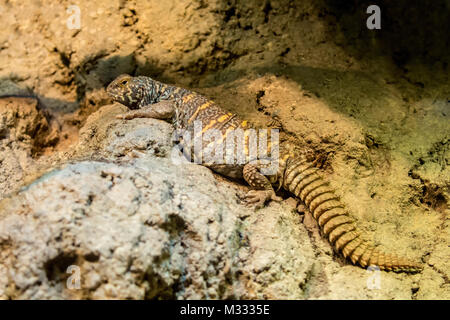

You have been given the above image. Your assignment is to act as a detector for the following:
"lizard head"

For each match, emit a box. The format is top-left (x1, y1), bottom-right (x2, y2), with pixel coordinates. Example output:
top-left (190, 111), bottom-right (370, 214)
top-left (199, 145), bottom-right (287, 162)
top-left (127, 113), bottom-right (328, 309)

top-left (107, 74), bottom-right (145, 109)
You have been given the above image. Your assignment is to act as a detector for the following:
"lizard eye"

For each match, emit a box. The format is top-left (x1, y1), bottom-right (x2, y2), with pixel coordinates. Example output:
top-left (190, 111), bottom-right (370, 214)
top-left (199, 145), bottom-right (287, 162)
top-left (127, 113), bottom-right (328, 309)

top-left (121, 80), bottom-right (128, 85)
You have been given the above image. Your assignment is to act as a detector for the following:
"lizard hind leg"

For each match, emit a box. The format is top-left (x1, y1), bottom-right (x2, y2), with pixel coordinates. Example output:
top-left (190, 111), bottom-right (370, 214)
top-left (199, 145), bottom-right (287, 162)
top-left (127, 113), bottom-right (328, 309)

top-left (242, 161), bottom-right (282, 209)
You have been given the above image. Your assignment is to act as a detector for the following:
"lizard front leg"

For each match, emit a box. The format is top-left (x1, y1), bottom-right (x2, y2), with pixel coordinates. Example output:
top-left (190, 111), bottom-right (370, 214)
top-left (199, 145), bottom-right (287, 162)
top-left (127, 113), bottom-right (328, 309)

top-left (243, 160), bottom-right (282, 209)
top-left (116, 100), bottom-right (175, 120)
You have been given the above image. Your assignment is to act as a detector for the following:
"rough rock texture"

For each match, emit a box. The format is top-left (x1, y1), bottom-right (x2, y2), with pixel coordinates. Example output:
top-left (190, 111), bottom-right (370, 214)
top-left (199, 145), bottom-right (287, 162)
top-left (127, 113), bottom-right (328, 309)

top-left (0, 0), bottom-right (448, 299)
top-left (0, 97), bottom-right (60, 199)
top-left (0, 157), bottom-right (244, 299)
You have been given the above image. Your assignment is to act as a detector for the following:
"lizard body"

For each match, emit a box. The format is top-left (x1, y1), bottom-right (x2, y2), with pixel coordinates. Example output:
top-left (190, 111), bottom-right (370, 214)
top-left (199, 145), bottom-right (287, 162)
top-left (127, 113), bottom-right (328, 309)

top-left (107, 74), bottom-right (422, 273)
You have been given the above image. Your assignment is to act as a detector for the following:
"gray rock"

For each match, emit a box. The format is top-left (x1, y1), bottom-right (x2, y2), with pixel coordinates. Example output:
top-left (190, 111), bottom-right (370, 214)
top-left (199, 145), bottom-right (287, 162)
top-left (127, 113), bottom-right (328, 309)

top-left (0, 158), bottom-right (246, 299)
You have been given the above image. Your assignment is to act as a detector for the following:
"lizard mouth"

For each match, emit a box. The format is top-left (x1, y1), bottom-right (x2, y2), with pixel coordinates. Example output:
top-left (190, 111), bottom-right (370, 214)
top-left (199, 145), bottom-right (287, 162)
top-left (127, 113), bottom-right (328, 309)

top-left (106, 84), bottom-right (117, 98)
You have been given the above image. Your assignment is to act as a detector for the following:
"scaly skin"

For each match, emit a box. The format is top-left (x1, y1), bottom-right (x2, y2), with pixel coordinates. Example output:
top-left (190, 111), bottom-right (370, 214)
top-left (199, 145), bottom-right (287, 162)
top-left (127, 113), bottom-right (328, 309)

top-left (106, 74), bottom-right (423, 273)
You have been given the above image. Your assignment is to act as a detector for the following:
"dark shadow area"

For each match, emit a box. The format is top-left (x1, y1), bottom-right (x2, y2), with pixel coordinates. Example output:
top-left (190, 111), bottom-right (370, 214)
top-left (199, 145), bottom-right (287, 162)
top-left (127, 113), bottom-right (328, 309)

top-left (322, 0), bottom-right (449, 67)
top-left (74, 53), bottom-right (173, 98)
top-left (198, 1), bottom-right (448, 102)
top-left (0, 76), bottom-right (56, 119)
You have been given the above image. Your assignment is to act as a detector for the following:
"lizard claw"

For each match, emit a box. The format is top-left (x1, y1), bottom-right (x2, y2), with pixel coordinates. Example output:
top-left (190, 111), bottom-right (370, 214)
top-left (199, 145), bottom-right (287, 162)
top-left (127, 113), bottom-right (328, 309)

top-left (243, 189), bottom-right (282, 210)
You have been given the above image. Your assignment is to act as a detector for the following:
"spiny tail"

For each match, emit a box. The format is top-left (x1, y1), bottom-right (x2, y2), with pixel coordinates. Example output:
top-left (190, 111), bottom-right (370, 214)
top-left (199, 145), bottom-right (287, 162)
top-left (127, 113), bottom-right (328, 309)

top-left (283, 157), bottom-right (422, 273)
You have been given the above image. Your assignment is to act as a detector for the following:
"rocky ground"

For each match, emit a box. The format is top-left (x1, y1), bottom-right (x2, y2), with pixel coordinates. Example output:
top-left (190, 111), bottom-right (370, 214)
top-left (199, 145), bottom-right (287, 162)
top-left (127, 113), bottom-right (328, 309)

top-left (0, 0), bottom-right (448, 299)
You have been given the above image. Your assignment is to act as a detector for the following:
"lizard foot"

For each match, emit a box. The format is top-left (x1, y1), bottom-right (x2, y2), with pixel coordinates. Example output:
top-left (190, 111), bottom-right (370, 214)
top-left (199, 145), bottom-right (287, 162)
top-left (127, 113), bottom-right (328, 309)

top-left (116, 112), bottom-right (138, 120)
top-left (116, 101), bottom-right (175, 120)
top-left (244, 189), bottom-right (282, 209)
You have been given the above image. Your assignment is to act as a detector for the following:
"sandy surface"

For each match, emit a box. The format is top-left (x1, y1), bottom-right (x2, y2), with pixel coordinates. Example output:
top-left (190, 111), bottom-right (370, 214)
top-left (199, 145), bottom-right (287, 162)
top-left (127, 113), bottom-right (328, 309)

top-left (0, 0), bottom-right (448, 299)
